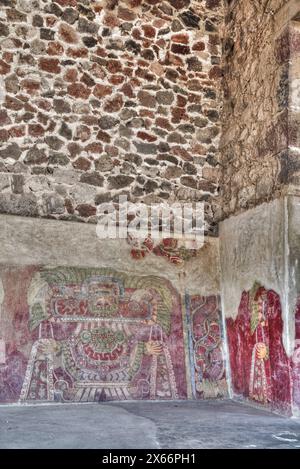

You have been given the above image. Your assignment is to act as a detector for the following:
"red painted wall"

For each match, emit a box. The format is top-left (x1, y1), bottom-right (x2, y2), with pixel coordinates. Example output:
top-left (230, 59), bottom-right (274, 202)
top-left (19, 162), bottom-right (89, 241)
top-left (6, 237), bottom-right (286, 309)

top-left (226, 284), bottom-right (292, 415)
top-left (292, 300), bottom-right (300, 413)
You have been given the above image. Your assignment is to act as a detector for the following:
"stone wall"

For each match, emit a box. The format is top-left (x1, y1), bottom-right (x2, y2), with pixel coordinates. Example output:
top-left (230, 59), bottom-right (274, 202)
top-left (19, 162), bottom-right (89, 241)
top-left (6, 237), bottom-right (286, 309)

top-left (0, 0), bottom-right (223, 235)
top-left (288, 18), bottom-right (300, 192)
top-left (220, 0), bottom-right (292, 219)
top-left (216, 0), bottom-right (300, 418)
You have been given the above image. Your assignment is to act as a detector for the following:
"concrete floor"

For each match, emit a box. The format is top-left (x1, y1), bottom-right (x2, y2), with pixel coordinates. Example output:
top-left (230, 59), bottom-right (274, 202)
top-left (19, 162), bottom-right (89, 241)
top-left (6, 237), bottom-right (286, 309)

top-left (0, 399), bottom-right (300, 449)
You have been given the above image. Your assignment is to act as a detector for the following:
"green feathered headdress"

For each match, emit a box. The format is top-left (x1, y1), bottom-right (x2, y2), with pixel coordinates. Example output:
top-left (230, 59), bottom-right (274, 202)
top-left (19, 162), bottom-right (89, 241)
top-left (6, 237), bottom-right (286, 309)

top-left (249, 281), bottom-right (267, 334)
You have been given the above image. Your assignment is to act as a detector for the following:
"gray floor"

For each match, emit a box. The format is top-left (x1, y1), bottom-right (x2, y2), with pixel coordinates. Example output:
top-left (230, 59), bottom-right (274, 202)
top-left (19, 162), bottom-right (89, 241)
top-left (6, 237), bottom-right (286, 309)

top-left (0, 399), bottom-right (300, 449)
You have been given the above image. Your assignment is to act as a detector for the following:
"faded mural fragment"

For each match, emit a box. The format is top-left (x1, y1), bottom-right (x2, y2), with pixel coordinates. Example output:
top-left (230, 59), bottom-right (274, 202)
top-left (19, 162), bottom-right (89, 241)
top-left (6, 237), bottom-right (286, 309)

top-left (292, 300), bottom-right (300, 414)
top-left (0, 278), bottom-right (5, 365)
top-left (0, 264), bottom-right (226, 404)
top-left (0, 267), bottom-right (35, 403)
top-left (128, 236), bottom-right (202, 265)
top-left (226, 283), bottom-right (292, 415)
top-left (186, 294), bottom-right (227, 399)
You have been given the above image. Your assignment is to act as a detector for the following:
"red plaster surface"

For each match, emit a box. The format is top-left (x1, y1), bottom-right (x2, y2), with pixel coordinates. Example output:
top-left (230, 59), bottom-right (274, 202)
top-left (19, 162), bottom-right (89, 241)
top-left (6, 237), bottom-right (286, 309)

top-left (292, 299), bottom-right (300, 412)
top-left (226, 285), bottom-right (292, 415)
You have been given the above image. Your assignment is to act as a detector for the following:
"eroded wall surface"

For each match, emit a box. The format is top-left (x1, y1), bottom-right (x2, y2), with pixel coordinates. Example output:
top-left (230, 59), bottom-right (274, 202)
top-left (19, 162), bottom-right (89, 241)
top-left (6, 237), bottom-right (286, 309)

top-left (288, 16), bottom-right (300, 192)
top-left (0, 0), bottom-right (223, 235)
top-left (220, 0), bottom-right (296, 220)
top-left (0, 214), bottom-right (227, 403)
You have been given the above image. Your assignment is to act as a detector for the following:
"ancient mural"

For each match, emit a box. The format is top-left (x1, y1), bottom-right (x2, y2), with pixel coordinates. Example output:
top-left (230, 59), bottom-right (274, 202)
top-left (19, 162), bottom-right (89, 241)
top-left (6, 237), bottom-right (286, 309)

top-left (0, 263), bottom-right (228, 404)
top-left (128, 236), bottom-right (202, 265)
top-left (226, 283), bottom-right (292, 415)
top-left (0, 266), bottom-right (187, 402)
top-left (186, 294), bottom-right (227, 399)
top-left (292, 299), bottom-right (300, 414)
top-left (0, 277), bottom-right (5, 365)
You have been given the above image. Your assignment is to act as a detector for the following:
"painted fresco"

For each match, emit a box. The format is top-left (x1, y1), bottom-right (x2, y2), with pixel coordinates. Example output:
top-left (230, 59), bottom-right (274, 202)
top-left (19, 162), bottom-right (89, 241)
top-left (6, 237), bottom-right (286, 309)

top-left (186, 294), bottom-right (227, 399)
top-left (0, 266), bottom-right (188, 403)
top-left (128, 236), bottom-right (201, 265)
top-left (0, 264), bottom-right (229, 404)
top-left (226, 283), bottom-right (292, 415)
top-left (292, 299), bottom-right (300, 413)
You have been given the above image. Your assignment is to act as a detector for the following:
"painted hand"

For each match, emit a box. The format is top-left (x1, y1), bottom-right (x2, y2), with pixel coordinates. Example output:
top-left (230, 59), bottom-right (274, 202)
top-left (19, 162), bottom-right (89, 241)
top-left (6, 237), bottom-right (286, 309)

top-left (39, 339), bottom-right (60, 355)
top-left (146, 341), bottom-right (163, 356)
top-left (256, 343), bottom-right (268, 360)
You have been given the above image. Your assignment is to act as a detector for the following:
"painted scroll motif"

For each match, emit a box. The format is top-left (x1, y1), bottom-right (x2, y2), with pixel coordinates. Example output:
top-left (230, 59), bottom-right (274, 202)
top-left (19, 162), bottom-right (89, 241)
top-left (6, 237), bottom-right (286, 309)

top-left (186, 294), bottom-right (227, 399)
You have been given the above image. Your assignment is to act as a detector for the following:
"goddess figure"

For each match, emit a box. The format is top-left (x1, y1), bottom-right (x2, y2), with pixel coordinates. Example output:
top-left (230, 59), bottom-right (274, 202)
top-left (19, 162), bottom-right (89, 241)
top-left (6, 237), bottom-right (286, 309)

top-left (19, 268), bottom-right (179, 402)
top-left (249, 284), bottom-right (272, 404)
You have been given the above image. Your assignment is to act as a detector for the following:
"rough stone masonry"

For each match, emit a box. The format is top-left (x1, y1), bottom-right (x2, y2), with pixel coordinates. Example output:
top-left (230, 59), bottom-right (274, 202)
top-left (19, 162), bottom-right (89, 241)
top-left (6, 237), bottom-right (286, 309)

top-left (220, 0), bottom-right (300, 220)
top-left (0, 0), bottom-right (223, 235)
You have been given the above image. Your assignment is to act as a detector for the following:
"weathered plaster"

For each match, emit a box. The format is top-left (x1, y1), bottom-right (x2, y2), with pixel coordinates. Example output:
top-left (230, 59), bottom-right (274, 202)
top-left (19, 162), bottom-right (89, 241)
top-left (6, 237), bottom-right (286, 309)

top-left (220, 196), bottom-right (300, 415)
top-left (220, 198), bottom-right (292, 354)
top-left (0, 214), bottom-right (220, 297)
top-left (220, 195), bottom-right (300, 359)
top-left (220, 199), bottom-right (285, 314)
